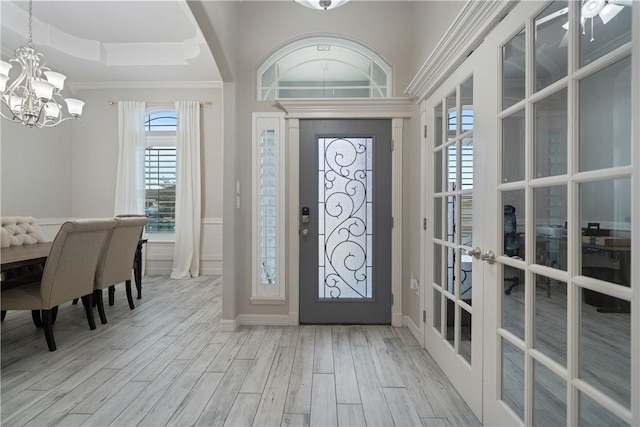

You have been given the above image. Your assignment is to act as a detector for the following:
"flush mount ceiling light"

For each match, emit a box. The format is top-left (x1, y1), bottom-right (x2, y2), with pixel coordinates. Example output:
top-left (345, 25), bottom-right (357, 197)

top-left (294, 0), bottom-right (350, 11)
top-left (0, 0), bottom-right (84, 128)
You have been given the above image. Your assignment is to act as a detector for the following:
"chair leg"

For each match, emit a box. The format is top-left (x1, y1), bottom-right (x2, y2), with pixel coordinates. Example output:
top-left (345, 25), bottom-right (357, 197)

top-left (42, 309), bottom-right (57, 351)
top-left (81, 294), bottom-right (97, 330)
top-left (108, 285), bottom-right (115, 306)
top-left (94, 289), bottom-right (108, 324)
top-left (125, 280), bottom-right (135, 310)
top-left (31, 310), bottom-right (43, 327)
top-left (1, 310), bottom-right (6, 322)
top-left (135, 245), bottom-right (143, 299)
top-left (51, 306), bottom-right (59, 325)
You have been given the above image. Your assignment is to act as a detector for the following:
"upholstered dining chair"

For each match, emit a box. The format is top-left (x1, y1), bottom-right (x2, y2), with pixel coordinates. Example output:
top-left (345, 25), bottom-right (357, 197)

top-left (0, 219), bottom-right (117, 351)
top-left (93, 216), bottom-right (148, 324)
top-left (114, 214), bottom-right (148, 302)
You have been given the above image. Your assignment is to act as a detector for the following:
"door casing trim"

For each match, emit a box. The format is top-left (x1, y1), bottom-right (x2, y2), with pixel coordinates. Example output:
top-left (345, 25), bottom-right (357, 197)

top-left (277, 98), bottom-right (412, 326)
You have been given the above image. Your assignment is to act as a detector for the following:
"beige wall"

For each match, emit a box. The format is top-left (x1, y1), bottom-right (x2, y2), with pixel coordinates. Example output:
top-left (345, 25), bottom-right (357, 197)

top-left (1, 120), bottom-right (73, 218)
top-left (1, 0), bottom-right (466, 326)
top-left (70, 87), bottom-right (223, 220)
top-left (409, 1), bottom-right (466, 83)
top-left (202, 0), bottom-right (466, 324)
top-left (192, 0), bottom-right (240, 321)
top-left (232, 1), bottom-right (415, 320)
top-left (0, 85), bottom-right (225, 275)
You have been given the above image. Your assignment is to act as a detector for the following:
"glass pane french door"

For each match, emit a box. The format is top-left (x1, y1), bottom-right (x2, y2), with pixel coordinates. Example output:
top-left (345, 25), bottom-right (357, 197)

top-left (484, 1), bottom-right (637, 425)
top-left (425, 71), bottom-right (483, 416)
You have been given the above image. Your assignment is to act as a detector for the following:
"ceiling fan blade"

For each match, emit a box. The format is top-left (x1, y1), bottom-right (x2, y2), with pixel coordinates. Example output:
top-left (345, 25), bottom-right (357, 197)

top-left (600, 3), bottom-right (624, 24)
top-left (608, 0), bottom-right (632, 6)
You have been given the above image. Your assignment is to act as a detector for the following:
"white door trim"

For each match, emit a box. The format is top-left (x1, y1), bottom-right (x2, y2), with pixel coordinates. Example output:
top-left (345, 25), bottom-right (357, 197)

top-left (277, 98), bottom-right (412, 326)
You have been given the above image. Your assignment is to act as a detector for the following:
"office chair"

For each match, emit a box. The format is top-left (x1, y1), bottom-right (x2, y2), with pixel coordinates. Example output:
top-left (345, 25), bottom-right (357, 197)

top-left (504, 205), bottom-right (522, 295)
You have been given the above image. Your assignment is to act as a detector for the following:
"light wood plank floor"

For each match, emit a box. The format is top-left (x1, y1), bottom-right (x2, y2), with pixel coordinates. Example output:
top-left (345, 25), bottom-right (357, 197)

top-left (1, 276), bottom-right (480, 427)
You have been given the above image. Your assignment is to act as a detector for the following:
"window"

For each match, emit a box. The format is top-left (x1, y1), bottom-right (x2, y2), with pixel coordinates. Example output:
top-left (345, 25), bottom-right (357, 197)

top-left (257, 36), bottom-right (392, 100)
top-left (251, 113), bottom-right (286, 303)
top-left (144, 108), bottom-right (177, 233)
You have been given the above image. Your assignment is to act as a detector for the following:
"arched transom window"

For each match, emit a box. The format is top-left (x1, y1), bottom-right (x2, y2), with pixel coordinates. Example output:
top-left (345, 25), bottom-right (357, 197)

top-left (257, 36), bottom-right (392, 100)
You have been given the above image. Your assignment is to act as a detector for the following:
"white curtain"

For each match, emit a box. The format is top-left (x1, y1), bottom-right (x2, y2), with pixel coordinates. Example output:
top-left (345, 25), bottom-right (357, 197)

top-left (114, 101), bottom-right (146, 215)
top-left (171, 101), bottom-right (201, 279)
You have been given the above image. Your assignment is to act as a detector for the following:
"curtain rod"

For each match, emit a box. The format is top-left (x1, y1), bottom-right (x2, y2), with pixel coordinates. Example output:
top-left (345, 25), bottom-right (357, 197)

top-left (108, 100), bottom-right (211, 106)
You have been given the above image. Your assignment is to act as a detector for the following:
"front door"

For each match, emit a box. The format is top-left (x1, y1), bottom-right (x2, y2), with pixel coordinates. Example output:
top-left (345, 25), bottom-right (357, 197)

top-left (299, 119), bottom-right (392, 324)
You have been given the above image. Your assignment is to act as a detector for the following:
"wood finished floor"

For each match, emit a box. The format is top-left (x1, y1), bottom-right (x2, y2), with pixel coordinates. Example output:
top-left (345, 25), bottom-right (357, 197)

top-left (1, 275), bottom-right (480, 427)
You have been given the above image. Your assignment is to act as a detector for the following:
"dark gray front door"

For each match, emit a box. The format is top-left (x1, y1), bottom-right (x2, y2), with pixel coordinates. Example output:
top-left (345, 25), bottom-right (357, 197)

top-left (299, 119), bottom-right (392, 324)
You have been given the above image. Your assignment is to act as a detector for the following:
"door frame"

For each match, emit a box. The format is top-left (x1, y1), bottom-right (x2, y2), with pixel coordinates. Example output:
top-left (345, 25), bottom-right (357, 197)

top-left (276, 98), bottom-right (412, 327)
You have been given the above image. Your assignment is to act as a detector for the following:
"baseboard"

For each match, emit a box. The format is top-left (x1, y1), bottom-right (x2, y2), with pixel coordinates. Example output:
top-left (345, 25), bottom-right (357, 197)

top-left (146, 264), bottom-right (221, 276)
top-left (392, 312), bottom-right (403, 327)
top-left (404, 315), bottom-right (424, 347)
top-left (200, 267), bottom-right (223, 275)
top-left (221, 317), bottom-right (239, 332)
top-left (289, 312), bottom-right (299, 326)
top-left (221, 314), bottom-right (293, 331)
top-left (238, 314), bottom-right (290, 326)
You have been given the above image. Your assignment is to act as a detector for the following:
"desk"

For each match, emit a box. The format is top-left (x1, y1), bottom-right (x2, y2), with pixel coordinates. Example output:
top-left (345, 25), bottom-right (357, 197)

top-left (581, 243), bottom-right (631, 313)
top-left (1, 242), bottom-right (52, 272)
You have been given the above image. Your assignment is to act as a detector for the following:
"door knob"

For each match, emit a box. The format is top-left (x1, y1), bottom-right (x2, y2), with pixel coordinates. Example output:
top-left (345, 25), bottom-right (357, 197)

top-left (460, 247), bottom-right (482, 259)
top-left (481, 250), bottom-right (496, 264)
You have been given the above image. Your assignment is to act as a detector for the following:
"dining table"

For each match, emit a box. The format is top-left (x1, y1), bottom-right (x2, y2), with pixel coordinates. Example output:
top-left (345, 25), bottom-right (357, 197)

top-left (1, 239), bottom-right (147, 293)
top-left (1, 242), bottom-right (52, 273)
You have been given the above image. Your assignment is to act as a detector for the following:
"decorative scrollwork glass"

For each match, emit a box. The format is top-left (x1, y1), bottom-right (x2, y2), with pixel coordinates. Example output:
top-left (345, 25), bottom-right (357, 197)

top-left (318, 137), bottom-right (373, 299)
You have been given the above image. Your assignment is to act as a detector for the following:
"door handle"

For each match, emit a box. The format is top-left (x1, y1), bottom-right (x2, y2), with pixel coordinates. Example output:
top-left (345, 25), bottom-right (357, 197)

top-left (466, 247), bottom-right (482, 259)
top-left (481, 250), bottom-right (496, 264)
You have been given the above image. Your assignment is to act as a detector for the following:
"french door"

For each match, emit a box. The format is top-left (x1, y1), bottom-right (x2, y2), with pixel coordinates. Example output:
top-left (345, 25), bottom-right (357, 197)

top-left (424, 1), bottom-right (638, 424)
top-left (482, 1), bottom-right (638, 426)
top-left (424, 59), bottom-right (486, 416)
top-left (299, 119), bottom-right (392, 324)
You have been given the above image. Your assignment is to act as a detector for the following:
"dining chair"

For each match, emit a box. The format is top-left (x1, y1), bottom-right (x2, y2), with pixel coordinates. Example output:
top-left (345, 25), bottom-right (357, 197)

top-left (114, 214), bottom-right (147, 303)
top-left (93, 216), bottom-right (148, 324)
top-left (0, 219), bottom-right (117, 351)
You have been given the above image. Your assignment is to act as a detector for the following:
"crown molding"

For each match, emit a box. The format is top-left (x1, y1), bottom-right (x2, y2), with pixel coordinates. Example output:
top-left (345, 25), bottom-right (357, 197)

top-left (405, 0), bottom-right (517, 102)
top-left (275, 98), bottom-right (414, 119)
top-left (71, 81), bottom-right (223, 91)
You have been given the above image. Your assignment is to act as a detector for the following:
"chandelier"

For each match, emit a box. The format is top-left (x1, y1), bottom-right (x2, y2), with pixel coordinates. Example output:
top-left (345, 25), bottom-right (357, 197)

top-left (0, 0), bottom-right (84, 128)
top-left (294, 0), bottom-right (350, 11)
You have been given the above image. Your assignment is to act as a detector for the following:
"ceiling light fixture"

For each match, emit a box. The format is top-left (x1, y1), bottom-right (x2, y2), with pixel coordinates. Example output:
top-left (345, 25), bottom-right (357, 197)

top-left (294, 0), bottom-right (350, 11)
top-left (0, 0), bottom-right (84, 128)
